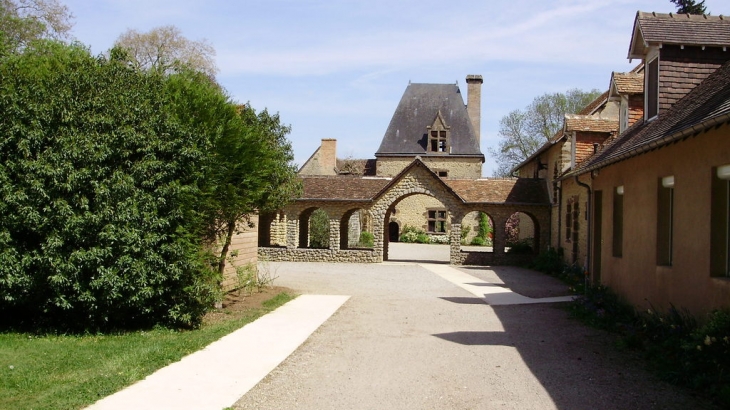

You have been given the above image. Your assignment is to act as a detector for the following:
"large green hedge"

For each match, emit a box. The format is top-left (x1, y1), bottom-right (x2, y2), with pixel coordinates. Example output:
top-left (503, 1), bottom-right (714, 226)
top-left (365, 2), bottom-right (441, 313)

top-left (0, 42), bottom-right (229, 330)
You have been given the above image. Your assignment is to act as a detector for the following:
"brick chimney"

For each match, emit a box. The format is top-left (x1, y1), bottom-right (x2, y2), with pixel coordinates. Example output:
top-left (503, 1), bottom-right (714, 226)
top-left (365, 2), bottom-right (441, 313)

top-left (466, 74), bottom-right (483, 147)
top-left (319, 139), bottom-right (337, 174)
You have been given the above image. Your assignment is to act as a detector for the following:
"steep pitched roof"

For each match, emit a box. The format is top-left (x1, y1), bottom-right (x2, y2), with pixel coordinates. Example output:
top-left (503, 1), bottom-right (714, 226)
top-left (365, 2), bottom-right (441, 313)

top-left (445, 179), bottom-right (550, 204)
top-left (573, 59), bottom-right (730, 175)
top-left (376, 83), bottom-right (483, 158)
top-left (629, 11), bottom-right (730, 59)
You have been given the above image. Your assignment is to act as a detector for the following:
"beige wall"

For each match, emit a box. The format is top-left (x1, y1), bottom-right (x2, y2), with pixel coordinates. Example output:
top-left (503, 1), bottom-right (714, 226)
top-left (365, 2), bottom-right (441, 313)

top-left (299, 139), bottom-right (337, 175)
top-left (592, 124), bottom-right (730, 315)
top-left (391, 194), bottom-right (448, 236)
top-left (220, 214), bottom-right (259, 291)
top-left (376, 156), bottom-right (483, 178)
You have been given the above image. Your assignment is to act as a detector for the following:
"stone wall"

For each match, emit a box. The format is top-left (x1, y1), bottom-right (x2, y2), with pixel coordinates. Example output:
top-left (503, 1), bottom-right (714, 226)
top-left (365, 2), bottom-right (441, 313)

top-left (391, 194), bottom-right (449, 236)
top-left (376, 156), bottom-right (483, 178)
top-left (259, 164), bottom-right (550, 265)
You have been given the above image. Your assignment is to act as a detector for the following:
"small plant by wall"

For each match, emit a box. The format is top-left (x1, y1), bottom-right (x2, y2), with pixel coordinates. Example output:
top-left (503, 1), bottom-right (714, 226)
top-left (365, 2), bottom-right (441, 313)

top-left (309, 209), bottom-right (330, 248)
top-left (358, 231), bottom-right (374, 248)
top-left (570, 284), bottom-right (730, 407)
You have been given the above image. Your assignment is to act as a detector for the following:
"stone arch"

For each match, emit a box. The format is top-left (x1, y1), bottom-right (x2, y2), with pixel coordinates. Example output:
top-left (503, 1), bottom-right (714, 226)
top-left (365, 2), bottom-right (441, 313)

top-left (504, 210), bottom-right (540, 255)
top-left (460, 210), bottom-right (495, 252)
top-left (298, 206), bottom-right (330, 249)
top-left (340, 208), bottom-right (372, 249)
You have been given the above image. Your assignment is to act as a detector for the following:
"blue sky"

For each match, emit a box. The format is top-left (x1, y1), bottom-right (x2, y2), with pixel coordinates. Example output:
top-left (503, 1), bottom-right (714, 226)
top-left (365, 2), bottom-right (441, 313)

top-left (63, 0), bottom-right (723, 176)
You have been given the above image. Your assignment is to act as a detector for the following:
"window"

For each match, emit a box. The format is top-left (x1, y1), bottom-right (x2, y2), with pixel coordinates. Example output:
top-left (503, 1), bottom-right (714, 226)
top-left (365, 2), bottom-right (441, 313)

top-left (437, 170), bottom-right (448, 178)
top-left (430, 130), bottom-right (447, 152)
top-left (646, 57), bottom-right (659, 119)
top-left (657, 176), bottom-right (674, 266)
top-left (613, 186), bottom-right (624, 257)
top-left (711, 165), bottom-right (730, 277)
top-left (428, 210), bottom-right (447, 233)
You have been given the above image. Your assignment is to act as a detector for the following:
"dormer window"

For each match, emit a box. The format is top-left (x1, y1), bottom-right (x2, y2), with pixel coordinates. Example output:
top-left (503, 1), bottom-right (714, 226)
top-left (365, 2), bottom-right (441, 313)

top-left (427, 110), bottom-right (450, 153)
top-left (430, 131), bottom-right (447, 152)
top-left (646, 56), bottom-right (659, 119)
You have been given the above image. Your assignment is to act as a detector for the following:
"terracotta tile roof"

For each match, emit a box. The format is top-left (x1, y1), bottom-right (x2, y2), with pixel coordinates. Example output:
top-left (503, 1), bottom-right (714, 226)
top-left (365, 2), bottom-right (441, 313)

top-left (444, 178), bottom-right (550, 205)
top-left (612, 72), bottom-right (644, 95)
top-left (564, 115), bottom-right (619, 133)
top-left (629, 11), bottom-right (730, 59)
top-left (573, 59), bottom-right (730, 175)
top-left (299, 175), bottom-right (390, 201)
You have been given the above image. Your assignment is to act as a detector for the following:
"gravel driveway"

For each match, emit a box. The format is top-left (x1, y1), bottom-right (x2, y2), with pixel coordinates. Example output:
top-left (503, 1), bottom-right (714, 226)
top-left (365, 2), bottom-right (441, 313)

top-left (234, 251), bottom-right (716, 409)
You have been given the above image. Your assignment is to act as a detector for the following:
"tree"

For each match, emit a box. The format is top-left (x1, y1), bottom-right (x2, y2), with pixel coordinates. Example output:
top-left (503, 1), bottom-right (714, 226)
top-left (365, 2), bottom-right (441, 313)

top-left (114, 25), bottom-right (217, 78)
top-left (0, 41), bottom-right (227, 330)
top-left (489, 88), bottom-right (602, 176)
top-left (205, 104), bottom-right (300, 275)
top-left (0, 0), bottom-right (73, 51)
top-left (670, 0), bottom-right (707, 14)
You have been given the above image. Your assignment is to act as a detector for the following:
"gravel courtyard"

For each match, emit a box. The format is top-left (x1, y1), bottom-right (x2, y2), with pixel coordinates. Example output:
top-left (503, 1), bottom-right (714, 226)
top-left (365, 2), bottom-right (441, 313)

top-left (234, 246), bottom-right (716, 409)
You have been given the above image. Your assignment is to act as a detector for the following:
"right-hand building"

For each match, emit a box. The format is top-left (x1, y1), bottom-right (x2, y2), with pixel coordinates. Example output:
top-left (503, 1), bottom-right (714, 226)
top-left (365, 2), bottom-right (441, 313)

top-left (570, 11), bottom-right (730, 315)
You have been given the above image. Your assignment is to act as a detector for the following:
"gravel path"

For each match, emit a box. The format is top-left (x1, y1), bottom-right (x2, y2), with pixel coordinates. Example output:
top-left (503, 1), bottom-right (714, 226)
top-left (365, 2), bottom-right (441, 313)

top-left (234, 257), bottom-right (716, 409)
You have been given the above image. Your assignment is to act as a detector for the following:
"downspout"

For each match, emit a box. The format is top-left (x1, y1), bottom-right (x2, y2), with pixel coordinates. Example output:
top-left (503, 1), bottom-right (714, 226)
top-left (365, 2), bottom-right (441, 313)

top-left (556, 181), bottom-right (562, 251)
top-left (575, 174), bottom-right (592, 287)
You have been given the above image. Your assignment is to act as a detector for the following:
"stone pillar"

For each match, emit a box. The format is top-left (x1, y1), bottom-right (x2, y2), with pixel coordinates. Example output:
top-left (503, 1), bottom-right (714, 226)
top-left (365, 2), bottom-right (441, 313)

top-left (286, 212), bottom-right (298, 249)
top-left (450, 222), bottom-right (462, 265)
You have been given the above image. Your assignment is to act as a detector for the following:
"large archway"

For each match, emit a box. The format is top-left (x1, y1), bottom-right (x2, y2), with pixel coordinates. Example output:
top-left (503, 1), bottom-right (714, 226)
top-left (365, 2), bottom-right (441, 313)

top-left (382, 193), bottom-right (451, 263)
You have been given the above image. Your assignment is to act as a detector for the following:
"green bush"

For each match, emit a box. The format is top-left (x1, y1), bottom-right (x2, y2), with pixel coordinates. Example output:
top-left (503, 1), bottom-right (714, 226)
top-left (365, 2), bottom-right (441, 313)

top-left (308, 209), bottom-right (329, 248)
top-left (399, 225), bottom-right (423, 243)
top-left (358, 231), bottom-right (374, 248)
top-left (470, 237), bottom-right (486, 246)
top-left (415, 233), bottom-right (430, 244)
top-left (0, 42), bottom-right (229, 331)
top-left (530, 247), bottom-right (565, 275)
top-left (506, 238), bottom-right (534, 254)
top-left (571, 283), bottom-right (730, 406)
top-left (460, 225), bottom-right (471, 245)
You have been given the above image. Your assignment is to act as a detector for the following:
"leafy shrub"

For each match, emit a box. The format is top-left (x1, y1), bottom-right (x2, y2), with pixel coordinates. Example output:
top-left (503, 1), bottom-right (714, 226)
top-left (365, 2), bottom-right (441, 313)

top-left (530, 247), bottom-right (565, 275)
top-left (571, 282), bottom-right (730, 406)
top-left (506, 238), bottom-right (534, 254)
top-left (477, 212), bottom-right (492, 240)
top-left (415, 233), bottom-right (431, 244)
top-left (358, 231), bottom-right (374, 248)
top-left (308, 209), bottom-right (329, 248)
top-left (460, 225), bottom-right (471, 245)
top-left (399, 225), bottom-right (423, 243)
top-left (470, 237), bottom-right (486, 246)
top-left (0, 42), bottom-right (228, 331)
top-left (429, 234), bottom-right (449, 244)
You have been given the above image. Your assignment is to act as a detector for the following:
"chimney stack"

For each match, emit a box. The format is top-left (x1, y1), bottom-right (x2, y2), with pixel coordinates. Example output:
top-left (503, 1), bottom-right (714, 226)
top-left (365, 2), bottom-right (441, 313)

top-left (465, 74), bottom-right (483, 147)
top-left (320, 139), bottom-right (337, 174)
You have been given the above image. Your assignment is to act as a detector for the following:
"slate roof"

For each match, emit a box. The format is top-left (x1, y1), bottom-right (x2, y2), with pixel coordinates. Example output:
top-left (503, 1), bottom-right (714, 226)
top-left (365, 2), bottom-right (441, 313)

top-left (573, 59), bottom-right (730, 175)
top-left (629, 11), bottom-right (730, 59)
top-left (375, 83), bottom-right (483, 158)
top-left (445, 179), bottom-right (550, 204)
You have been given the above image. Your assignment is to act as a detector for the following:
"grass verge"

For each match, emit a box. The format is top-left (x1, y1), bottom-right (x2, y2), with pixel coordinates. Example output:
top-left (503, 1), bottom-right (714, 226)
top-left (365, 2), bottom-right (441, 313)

top-left (0, 291), bottom-right (296, 410)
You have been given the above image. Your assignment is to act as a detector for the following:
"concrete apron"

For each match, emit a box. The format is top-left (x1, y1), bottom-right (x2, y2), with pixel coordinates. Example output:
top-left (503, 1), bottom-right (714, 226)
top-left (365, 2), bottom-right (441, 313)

top-left (420, 263), bottom-right (575, 305)
top-left (86, 294), bottom-right (350, 410)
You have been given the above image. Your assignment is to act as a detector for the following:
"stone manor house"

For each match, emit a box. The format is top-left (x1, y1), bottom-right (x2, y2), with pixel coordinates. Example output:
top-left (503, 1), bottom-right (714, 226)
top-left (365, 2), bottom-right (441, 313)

top-left (257, 75), bottom-right (550, 266)
top-left (249, 11), bottom-right (730, 316)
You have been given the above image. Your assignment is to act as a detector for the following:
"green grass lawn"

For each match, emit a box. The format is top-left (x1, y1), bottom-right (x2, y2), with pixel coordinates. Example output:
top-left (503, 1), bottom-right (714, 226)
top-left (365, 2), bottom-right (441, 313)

top-left (0, 291), bottom-right (296, 410)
